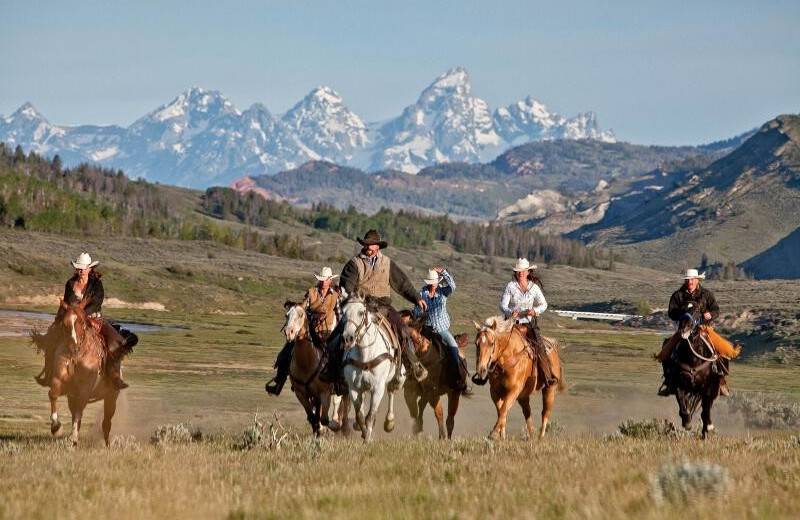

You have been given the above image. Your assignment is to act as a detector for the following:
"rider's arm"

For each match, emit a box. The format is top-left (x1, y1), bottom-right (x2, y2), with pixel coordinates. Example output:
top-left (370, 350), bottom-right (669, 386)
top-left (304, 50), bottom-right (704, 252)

top-left (339, 259), bottom-right (359, 296)
top-left (439, 269), bottom-right (455, 297)
top-left (531, 284), bottom-right (547, 315)
top-left (704, 289), bottom-right (720, 321)
top-left (499, 283), bottom-right (515, 318)
top-left (389, 262), bottom-right (419, 306)
top-left (667, 290), bottom-right (684, 322)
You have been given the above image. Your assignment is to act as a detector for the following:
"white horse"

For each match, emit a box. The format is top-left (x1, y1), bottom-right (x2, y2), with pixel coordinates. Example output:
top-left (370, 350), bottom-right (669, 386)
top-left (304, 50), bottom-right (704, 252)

top-left (341, 294), bottom-right (405, 442)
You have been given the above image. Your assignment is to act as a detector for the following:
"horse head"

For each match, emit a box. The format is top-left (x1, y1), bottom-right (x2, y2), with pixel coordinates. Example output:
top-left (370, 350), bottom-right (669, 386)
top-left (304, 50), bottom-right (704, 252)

top-left (282, 301), bottom-right (307, 342)
top-left (55, 298), bottom-right (89, 352)
top-left (341, 295), bottom-right (372, 349)
top-left (678, 303), bottom-right (704, 340)
top-left (473, 319), bottom-right (499, 383)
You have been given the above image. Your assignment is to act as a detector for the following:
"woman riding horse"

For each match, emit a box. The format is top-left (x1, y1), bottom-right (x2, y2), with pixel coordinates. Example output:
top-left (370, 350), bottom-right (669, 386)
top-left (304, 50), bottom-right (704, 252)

top-left (35, 252), bottom-right (137, 390)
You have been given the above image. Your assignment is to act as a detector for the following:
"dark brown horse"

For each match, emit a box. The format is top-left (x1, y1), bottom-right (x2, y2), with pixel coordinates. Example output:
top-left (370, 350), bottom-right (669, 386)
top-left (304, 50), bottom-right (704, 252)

top-left (666, 306), bottom-right (724, 437)
top-left (401, 315), bottom-right (467, 439)
top-left (282, 301), bottom-right (349, 436)
top-left (32, 300), bottom-right (128, 446)
top-left (473, 316), bottom-right (564, 440)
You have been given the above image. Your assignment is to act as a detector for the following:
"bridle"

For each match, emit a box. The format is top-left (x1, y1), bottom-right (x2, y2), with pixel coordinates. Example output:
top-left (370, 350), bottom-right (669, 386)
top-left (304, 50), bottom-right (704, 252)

top-left (476, 326), bottom-right (499, 373)
top-left (680, 311), bottom-right (719, 363)
top-left (342, 299), bottom-right (393, 369)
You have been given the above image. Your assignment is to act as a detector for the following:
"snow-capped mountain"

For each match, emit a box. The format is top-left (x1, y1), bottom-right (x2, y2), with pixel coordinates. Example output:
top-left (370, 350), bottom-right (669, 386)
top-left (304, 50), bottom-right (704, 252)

top-left (1, 68), bottom-right (615, 188)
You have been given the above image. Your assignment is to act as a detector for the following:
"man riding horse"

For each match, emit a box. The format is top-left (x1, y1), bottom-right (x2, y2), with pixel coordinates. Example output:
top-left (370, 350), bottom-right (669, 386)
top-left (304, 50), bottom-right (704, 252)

top-left (656, 268), bottom-right (739, 397)
top-left (320, 229), bottom-right (429, 386)
top-left (265, 266), bottom-right (344, 395)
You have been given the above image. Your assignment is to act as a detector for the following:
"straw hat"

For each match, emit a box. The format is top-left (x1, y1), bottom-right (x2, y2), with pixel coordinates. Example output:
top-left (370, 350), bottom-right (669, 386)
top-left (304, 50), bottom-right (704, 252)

top-left (512, 258), bottom-right (537, 272)
top-left (357, 229), bottom-right (388, 249)
top-left (314, 266), bottom-right (340, 281)
top-left (423, 269), bottom-right (442, 285)
top-left (682, 268), bottom-right (706, 280)
top-left (71, 252), bottom-right (99, 270)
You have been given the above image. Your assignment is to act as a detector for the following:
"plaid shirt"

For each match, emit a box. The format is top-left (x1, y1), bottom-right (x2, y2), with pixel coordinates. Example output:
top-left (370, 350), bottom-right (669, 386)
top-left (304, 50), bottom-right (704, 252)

top-left (499, 280), bottom-right (547, 324)
top-left (413, 270), bottom-right (455, 332)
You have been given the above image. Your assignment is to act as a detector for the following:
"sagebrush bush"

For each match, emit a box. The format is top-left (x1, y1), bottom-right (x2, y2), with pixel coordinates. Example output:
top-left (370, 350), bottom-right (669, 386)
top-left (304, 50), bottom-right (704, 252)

top-left (727, 392), bottom-right (800, 429)
top-left (650, 459), bottom-right (731, 505)
top-left (617, 418), bottom-right (679, 439)
top-left (151, 423), bottom-right (201, 446)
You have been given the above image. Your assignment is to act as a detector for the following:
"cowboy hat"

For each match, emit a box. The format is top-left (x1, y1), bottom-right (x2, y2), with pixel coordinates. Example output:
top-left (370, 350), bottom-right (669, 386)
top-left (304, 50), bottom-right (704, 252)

top-left (357, 229), bottom-right (387, 249)
top-left (423, 269), bottom-right (442, 285)
top-left (71, 252), bottom-right (99, 270)
top-left (682, 268), bottom-right (706, 280)
top-left (314, 266), bottom-right (340, 281)
top-left (512, 258), bottom-right (537, 272)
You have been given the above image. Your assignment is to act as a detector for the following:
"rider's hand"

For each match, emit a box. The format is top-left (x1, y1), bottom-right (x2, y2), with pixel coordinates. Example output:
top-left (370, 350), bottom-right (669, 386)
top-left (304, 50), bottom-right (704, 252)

top-left (434, 266), bottom-right (443, 273)
top-left (703, 311), bottom-right (712, 321)
top-left (528, 310), bottom-right (537, 318)
top-left (511, 310), bottom-right (519, 318)
top-left (418, 299), bottom-right (428, 311)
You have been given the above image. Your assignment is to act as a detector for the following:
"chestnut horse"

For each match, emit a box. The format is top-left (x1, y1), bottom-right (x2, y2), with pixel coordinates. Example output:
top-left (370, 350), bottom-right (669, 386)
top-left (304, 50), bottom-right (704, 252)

top-left (282, 301), bottom-right (349, 436)
top-left (473, 317), bottom-right (564, 439)
top-left (31, 300), bottom-right (128, 446)
top-left (402, 315), bottom-right (468, 439)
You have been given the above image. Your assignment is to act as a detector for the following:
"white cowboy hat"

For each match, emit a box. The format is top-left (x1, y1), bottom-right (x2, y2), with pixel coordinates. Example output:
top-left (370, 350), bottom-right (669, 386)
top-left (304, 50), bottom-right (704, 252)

top-left (314, 266), bottom-right (339, 281)
top-left (71, 252), bottom-right (99, 270)
top-left (682, 268), bottom-right (706, 280)
top-left (512, 258), bottom-right (537, 272)
top-left (423, 269), bottom-right (442, 285)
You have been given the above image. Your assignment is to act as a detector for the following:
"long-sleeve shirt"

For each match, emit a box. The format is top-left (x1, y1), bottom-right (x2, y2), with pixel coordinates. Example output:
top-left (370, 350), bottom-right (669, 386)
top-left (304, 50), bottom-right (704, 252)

top-left (667, 284), bottom-right (719, 322)
top-left (499, 280), bottom-right (547, 324)
top-left (413, 269), bottom-right (455, 332)
top-left (63, 274), bottom-right (104, 317)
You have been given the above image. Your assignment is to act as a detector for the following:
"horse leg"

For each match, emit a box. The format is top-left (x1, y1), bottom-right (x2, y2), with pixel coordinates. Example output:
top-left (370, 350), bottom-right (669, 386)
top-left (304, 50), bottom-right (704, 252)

top-left (339, 393), bottom-right (352, 435)
top-left (675, 390), bottom-right (692, 430)
top-left (403, 385), bottom-right (420, 426)
top-left (432, 396), bottom-right (446, 440)
top-left (102, 394), bottom-right (118, 447)
top-left (319, 389), bottom-right (332, 431)
top-left (414, 395), bottom-right (426, 435)
top-left (540, 385), bottom-right (557, 439)
top-left (350, 389), bottom-right (367, 439)
top-left (491, 390), bottom-right (522, 441)
top-left (701, 394), bottom-right (716, 438)
top-left (383, 385), bottom-right (396, 433)
top-left (327, 393), bottom-right (341, 431)
top-left (48, 382), bottom-right (62, 436)
top-left (446, 391), bottom-right (460, 440)
top-left (67, 395), bottom-right (86, 446)
top-left (518, 396), bottom-right (534, 440)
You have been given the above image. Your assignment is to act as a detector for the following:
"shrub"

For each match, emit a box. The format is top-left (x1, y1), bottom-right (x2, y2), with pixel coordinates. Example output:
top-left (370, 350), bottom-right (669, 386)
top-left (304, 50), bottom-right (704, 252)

top-left (727, 392), bottom-right (800, 429)
top-left (650, 459), bottom-right (731, 505)
top-left (617, 418), bottom-right (679, 439)
top-left (151, 423), bottom-right (201, 446)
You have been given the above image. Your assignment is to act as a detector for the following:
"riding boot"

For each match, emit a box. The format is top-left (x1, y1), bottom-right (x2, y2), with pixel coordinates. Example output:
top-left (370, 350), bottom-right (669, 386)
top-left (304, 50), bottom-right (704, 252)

top-left (265, 341), bottom-right (294, 395)
top-left (530, 325), bottom-right (557, 386)
top-left (718, 377), bottom-right (731, 396)
top-left (107, 356), bottom-right (128, 390)
top-left (34, 345), bottom-right (54, 387)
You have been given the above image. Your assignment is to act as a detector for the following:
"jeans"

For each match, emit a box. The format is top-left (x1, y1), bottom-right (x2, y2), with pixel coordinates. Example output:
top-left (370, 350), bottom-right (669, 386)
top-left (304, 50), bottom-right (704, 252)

top-left (436, 329), bottom-right (460, 365)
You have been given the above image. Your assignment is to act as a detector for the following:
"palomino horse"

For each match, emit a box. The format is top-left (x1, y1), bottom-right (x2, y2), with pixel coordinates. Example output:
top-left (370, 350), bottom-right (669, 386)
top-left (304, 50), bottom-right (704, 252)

top-left (402, 314), bottom-right (467, 439)
top-left (666, 305), bottom-right (724, 438)
top-left (473, 317), bottom-right (564, 440)
top-left (340, 293), bottom-right (404, 442)
top-left (31, 300), bottom-right (129, 446)
top-left (282, 301), bottom-right (349, 436)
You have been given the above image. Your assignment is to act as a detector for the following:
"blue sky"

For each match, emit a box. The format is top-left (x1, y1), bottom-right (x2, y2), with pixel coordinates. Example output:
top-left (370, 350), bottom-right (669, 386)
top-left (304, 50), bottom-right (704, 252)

top-left (2, 0), bottom-right (798, 145)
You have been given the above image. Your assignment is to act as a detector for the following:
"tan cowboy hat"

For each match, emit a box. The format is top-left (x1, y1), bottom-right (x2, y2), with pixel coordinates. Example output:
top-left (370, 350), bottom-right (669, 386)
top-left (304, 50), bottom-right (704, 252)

top-left (314, 266), bottom-right (340, 281)
top-left (682, 268), bottom-right (706, 280)
top-left (357, 229), bottom-right (387, 249)
top-left (423, 269), bottom-right (442, 285)
top-left (512, 258), bottom-right (537, 272)
top-left (71, 252), bottom-right (99, 269)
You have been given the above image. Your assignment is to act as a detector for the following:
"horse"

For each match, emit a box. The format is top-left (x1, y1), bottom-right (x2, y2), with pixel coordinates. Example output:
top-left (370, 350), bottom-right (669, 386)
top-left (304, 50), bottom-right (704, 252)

top-left (665, 305), bottom-right (724, 437)
top-left (401, 314), bottom-right (467, 439)
top-left (473, 317), bottom-right (564, 440)
top-left (31, 299), bottom-right (130, 446)
top-left (340, 293), bottom-right (404, 442)
top-left (282, 301), bottom-right (350, 436)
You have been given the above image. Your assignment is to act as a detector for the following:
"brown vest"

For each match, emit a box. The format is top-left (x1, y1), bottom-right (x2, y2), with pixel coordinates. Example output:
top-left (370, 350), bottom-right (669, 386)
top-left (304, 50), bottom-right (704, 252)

top-left (354, 253), bottom-right (391, 299)
top-left (305, 285), bottom-right (339, 335)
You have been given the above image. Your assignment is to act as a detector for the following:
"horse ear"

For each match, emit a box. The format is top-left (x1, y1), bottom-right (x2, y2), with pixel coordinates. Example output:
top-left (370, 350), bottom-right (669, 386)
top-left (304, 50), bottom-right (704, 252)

top-left (473, 321), bottom-right (482, 331)
top-left (284, 300), bottom-right (294, 310)
top-left (489, 321), bottom-right (497, 331)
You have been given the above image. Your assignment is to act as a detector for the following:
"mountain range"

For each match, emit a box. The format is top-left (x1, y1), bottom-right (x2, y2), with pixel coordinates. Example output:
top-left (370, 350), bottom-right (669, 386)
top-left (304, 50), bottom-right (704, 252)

top-left (0, 68), bottom-right (614, 188)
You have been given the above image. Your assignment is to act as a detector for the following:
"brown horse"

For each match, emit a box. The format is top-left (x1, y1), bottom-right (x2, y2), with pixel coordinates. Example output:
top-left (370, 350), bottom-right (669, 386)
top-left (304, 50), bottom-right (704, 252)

top-left (473, 317), bottom-right (564, 440)
top-left (32, 300), bottom-right (128, 446)
top-left (282, 301), bottom-right (349, 436)
top-left (401, 315), bottom-right (467, 439)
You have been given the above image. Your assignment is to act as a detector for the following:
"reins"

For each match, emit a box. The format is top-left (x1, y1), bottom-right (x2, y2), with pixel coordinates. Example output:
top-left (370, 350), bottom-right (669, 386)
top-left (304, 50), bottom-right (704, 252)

top-left (341, 299), bottom-right (396, 370)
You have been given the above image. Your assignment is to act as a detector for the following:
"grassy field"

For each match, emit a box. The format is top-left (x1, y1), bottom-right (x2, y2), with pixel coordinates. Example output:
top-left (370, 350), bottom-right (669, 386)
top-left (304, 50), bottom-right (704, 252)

top-left (1, 229), bottom-right (799, 519)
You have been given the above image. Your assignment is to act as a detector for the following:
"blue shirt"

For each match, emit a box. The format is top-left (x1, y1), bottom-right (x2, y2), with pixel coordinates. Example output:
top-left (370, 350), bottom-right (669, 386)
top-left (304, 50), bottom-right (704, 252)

top-left (413, 270), bottom-right (455, 332)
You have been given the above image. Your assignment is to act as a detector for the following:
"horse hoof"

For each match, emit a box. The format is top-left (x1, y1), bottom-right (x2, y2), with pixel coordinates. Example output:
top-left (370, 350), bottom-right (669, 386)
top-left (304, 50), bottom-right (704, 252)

top-left (51, 422), bottom-right (62, 435)
top-left (384, 419), bottom-right (395, 433)
top-left (328, 420), bottom-right (341, 432)
top-left (412, 421), bottom-right (423, 435)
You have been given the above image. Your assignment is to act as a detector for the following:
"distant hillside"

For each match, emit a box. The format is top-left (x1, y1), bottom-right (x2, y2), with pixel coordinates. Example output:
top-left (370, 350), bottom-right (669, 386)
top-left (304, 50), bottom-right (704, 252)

top-left (565, 114), bottom-right (800, 276)
top-left (248, 140), bottom-right (726, 219)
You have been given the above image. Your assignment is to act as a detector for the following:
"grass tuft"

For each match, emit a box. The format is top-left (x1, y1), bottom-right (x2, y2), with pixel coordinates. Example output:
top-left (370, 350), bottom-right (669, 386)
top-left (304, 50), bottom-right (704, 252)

top-left (650, 459), bottom-right (731, 505)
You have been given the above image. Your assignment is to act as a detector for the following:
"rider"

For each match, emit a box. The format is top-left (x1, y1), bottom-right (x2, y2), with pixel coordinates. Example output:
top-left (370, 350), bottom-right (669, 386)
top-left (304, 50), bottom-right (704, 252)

top-left (265, 266), bottom-right (343, 396)
top-left (656, 268), bottom-right (735, 396)
top-left (412, 266), bottom-right (468, 391)
top-left (499, 258), bottom-right (557, 386)
top-left (319, 229), bottom-right (429, 385)
top-left (35, 252), bottom-right (137, 390)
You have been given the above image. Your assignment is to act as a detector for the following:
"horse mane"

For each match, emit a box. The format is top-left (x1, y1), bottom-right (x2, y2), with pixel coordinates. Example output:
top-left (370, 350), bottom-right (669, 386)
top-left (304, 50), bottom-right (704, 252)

top-left (483, 315), bottom-right (514, 333)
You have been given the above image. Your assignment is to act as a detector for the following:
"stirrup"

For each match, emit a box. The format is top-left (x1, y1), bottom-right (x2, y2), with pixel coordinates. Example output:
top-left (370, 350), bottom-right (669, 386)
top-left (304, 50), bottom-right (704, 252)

top-left (719, 381), bottom-right (731, 397)
top-left (112, 377), bottom-right (129, 390)
top-left (265, 378), bottom-right (284, 396)
top-left (411, 363), bottom-right (428, 382)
